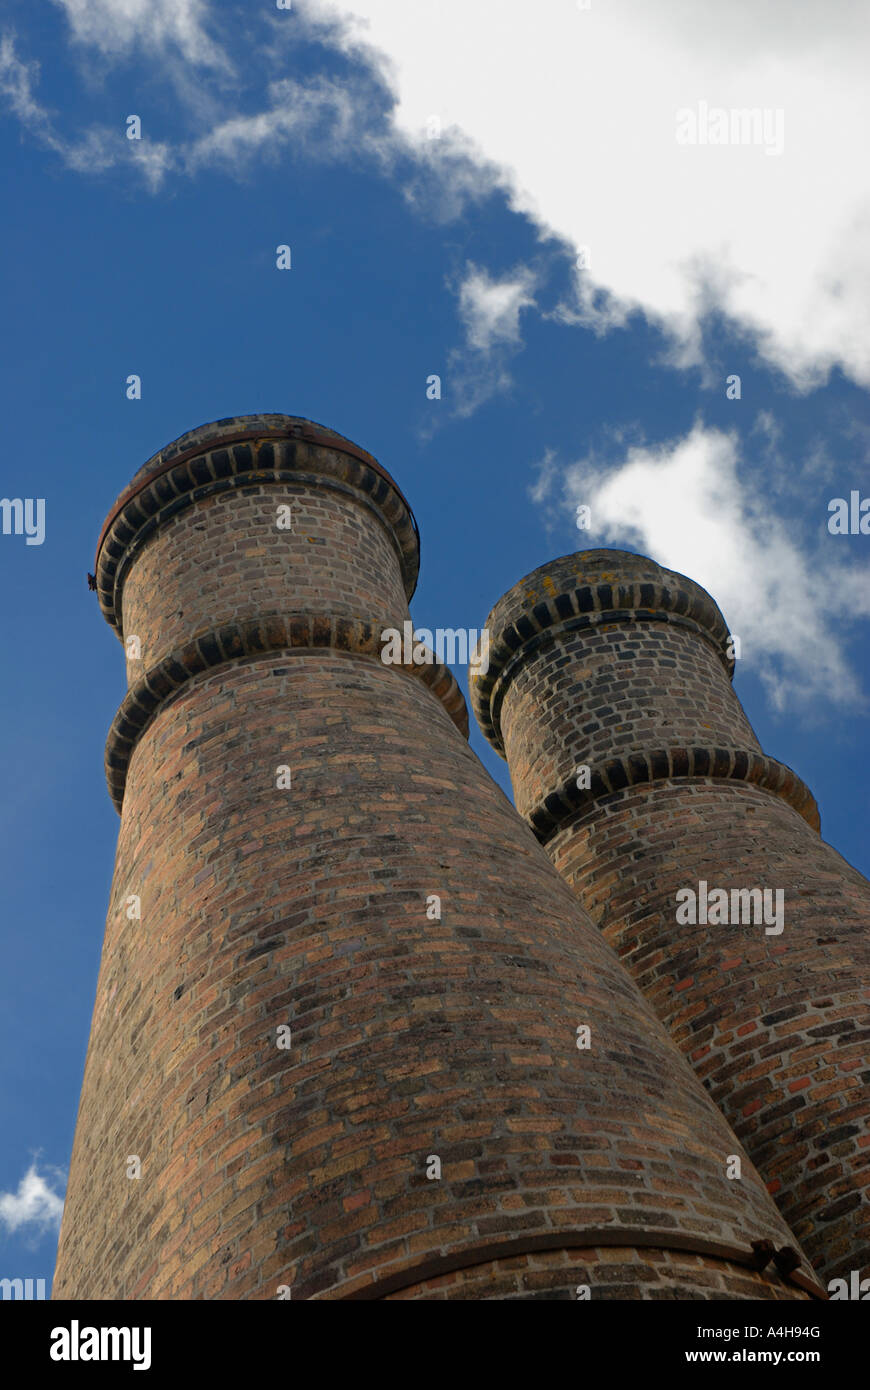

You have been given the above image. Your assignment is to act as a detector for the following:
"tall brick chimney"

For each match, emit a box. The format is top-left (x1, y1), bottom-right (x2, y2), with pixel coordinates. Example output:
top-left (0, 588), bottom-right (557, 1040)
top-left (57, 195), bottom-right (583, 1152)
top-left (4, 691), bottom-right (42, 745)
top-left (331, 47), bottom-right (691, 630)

top-left (472, 547), bottom-right (870, 1284)
top-left (56, 426), bottom-right (820, 1300)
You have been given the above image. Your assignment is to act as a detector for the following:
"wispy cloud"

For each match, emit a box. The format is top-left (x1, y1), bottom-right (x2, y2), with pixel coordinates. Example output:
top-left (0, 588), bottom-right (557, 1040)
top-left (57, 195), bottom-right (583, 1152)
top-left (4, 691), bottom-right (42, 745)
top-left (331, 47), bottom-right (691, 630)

top-left (530, 420), bottom-right (870, 713)
top-left (0, 34), bottom-right (384, 191)
top-left (0, 34), bottom-right (173, 188)
top-left (0, 34), bottom-right (101, 165)
top-left (184, 74), bottom-right (376, 174)
top-left (0, 1161), bottom-right (65, 1239)
top-left (0, 33), bottom-right (52, 131)
top-left (50, 0), bottom-right (230, 71)
top-left (440, 262), bottom-right (538, 418)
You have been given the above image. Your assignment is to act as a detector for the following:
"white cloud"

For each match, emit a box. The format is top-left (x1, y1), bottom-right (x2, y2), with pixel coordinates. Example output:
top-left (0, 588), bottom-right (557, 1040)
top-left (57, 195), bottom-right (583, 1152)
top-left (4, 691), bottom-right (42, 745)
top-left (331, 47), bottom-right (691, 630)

top-left (185, 76), bottom-right (366, 173)
top-left (0, 40), bottom-right (365, 191)
top-left (0, 33), bottom-right (51, 131)
top-left (0, 1161), bottom-right (65, 1237)
top-left (531, 421), bottom-right (870, 712)
top-left (457, 263), bottom-right (537, 352)
top-left (51, 0), bottom-right (228, 70)
top-left (439, 263), bottom-right (537, 419)
top-left (0, 36), bottom-right (112, 170)
top-left (529, 446), bottom-right (559, 507)
top-left (9, 2), bottom-right (870, 392)
top-left (302, 0), bottom-right (870, 390)
top-left (126, 137), bottom-right (175, 190)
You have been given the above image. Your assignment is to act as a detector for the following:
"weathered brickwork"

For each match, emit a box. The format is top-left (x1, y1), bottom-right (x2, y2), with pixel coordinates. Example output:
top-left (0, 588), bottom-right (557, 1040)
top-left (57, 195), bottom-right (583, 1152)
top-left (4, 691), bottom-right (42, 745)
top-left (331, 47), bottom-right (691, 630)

top-left (473, 548), bottom-right (870, 1284)
top-left (120, 482), bottom-right (411, 681)
top-left (54, 423), bottom-right (817, 1301)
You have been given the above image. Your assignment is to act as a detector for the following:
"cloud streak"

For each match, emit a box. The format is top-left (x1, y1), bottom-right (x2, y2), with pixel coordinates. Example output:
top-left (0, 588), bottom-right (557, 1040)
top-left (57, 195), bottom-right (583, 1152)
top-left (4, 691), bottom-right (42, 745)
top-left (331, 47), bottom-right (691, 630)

top-left (0, 34), bottom-right (175, 187)
top-left (51, 0), bottom-right (229, 71)
top-left (431, 263), bottom-right (540, 419)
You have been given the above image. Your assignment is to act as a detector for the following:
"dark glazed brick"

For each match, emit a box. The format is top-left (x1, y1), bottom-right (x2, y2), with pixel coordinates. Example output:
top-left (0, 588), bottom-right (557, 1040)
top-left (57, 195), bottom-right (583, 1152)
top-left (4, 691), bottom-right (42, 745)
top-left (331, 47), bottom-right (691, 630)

top-left (189, 455), bottom-right (212, 486)
top-left (232, 443), bottom-right (254, 472)
top-left (210, 448), bottom-right (233, 478)
top-left (671, 748), bottom-right (690, 778)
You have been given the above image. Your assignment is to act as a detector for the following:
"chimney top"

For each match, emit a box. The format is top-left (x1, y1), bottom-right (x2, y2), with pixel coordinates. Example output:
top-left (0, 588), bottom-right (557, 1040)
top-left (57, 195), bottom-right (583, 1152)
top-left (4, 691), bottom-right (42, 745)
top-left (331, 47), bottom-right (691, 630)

top-left (471, 547), bottom-right (735, 755)
top-left (94, 414), bottom-right (420, 634)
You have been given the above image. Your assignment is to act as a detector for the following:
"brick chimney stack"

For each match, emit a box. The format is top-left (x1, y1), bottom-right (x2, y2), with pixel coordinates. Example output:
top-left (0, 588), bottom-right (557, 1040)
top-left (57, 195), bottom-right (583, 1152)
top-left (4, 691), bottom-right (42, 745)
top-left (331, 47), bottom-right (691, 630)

top-left (55, 430), bottom-right (819, 1299)
top-left (472, 547), bottom-right (870, 1284)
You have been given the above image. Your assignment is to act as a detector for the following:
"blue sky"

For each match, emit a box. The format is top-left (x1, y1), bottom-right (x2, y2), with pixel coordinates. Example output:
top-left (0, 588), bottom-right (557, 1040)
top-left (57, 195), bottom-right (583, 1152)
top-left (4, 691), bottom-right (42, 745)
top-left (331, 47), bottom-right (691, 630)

top-left (1, 0), bottom-right (868, 1293)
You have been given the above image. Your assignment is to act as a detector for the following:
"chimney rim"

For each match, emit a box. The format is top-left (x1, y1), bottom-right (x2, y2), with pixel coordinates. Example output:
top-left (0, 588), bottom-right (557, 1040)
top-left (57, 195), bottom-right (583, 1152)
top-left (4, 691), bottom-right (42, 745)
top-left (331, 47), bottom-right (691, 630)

top-left (471, 547), bottom-right (735, 753)
top-left (94, 413), bottom-right (421, 631)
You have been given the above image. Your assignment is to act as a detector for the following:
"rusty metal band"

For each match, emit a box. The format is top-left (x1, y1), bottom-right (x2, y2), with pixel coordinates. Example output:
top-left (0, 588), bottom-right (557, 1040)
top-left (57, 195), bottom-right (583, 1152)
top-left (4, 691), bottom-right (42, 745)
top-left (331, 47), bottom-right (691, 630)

top-left (336, 1228), bottom-right (827, 1300)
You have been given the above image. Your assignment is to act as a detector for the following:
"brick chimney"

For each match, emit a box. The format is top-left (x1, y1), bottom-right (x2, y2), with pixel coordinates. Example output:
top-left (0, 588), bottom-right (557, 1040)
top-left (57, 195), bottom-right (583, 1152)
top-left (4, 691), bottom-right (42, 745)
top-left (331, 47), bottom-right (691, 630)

top-left (55, 432), bottom-right (819, 1299)
top-left (472, 547), bottom-right (870, 1283)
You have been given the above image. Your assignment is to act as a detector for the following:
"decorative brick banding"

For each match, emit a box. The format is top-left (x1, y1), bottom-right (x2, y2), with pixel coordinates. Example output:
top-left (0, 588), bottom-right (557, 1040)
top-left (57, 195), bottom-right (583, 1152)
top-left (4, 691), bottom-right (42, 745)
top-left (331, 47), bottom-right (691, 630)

top-left (524, 745), bottom-right (819, 841)
top-left (105, 613), bottom-right (468, 811)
